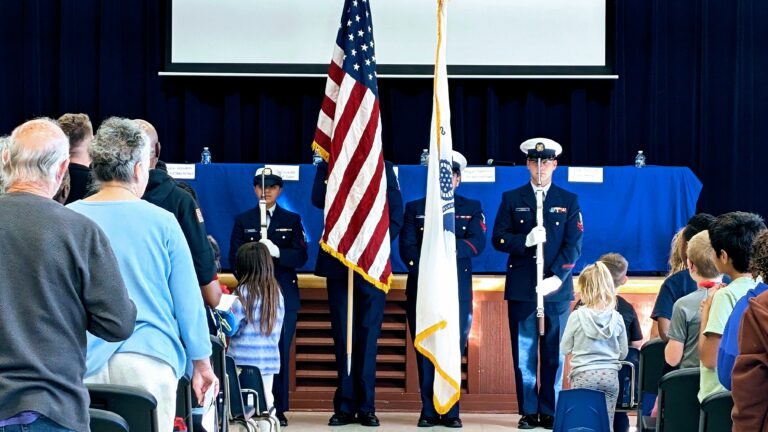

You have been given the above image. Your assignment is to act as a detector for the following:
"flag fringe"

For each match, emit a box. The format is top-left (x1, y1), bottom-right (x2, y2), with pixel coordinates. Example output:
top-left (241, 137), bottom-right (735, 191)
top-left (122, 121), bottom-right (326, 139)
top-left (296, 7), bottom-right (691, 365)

top-left (319, 239), bottom-right (391, 293)
top-left (414, 321), bottom-right (462, 414)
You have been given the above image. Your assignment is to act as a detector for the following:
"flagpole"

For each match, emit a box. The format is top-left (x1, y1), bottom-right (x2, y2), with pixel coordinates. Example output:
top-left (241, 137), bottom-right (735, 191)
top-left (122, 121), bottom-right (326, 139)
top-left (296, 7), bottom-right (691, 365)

top-left (536, 159), bottom-right (546, 336)
top-left (346, 267), bottom-right (353, 376)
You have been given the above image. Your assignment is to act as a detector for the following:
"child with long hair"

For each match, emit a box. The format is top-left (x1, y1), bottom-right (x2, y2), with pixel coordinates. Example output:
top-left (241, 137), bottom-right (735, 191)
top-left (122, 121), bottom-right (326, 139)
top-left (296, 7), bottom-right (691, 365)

top-left (226, 242), bottom-right (285, 412)
top-left (561, 262), bottom-right (628, 429)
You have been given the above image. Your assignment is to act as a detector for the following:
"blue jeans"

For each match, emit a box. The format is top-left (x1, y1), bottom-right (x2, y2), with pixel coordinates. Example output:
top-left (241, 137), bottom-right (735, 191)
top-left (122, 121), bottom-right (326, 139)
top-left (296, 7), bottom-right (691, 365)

top-left (0, 417), bottom-right (74, 432)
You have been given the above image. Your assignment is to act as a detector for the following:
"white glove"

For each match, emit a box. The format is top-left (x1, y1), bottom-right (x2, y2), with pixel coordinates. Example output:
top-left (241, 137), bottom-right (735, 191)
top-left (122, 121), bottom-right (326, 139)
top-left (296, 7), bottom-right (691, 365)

top-left (525, 226), bottom-right (547, 247)
top-left (259, 238), bottom-right (280, 258)
top-left (537, 275), bottom-right (562, 296)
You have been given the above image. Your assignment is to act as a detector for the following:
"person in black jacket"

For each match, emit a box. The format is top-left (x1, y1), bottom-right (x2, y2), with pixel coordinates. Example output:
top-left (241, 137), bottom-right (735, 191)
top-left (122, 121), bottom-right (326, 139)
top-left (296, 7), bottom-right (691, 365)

top-left (312, 159), bottom-right (403, 427)
top-left (57, 113), bottom-right (93, 204)
top-left (135, 120), bottom-right (221, 308)
top-left (228, 167), bottom-right (308, 427)
top-left (399, 151), bottom-right (486, 428)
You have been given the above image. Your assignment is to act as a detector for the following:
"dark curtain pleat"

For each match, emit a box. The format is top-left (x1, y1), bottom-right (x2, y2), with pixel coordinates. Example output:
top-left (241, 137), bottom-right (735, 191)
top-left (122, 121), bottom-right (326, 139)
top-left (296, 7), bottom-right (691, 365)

top-left (2, 0), bottom-right (768, 217)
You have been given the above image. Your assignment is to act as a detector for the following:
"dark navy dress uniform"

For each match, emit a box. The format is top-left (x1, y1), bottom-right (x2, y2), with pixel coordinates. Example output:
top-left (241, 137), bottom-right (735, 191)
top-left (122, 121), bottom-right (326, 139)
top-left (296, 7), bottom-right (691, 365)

top-left (492, 183), bottom-right (583, 420)
top-left (400, 194), bottom-right (486, 421)
top-left (312, 160), bottom-right (403, 421)
top-left (228, 204), bottom-right (308, 416)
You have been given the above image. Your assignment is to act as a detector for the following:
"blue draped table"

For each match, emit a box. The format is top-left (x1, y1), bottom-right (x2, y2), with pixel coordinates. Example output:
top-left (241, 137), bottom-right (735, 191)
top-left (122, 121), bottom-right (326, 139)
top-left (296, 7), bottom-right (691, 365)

top-left (185, 164), bottom-right (702, 274)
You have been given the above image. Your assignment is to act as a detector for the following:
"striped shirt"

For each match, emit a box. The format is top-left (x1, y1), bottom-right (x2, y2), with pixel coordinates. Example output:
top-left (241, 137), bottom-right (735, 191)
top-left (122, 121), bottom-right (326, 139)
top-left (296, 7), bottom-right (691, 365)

top-left (227, 290), bottom-right (285, 375)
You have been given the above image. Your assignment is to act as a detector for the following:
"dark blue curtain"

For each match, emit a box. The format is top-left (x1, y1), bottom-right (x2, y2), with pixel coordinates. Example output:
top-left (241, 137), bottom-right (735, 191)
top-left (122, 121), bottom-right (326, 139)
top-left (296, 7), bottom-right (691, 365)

top-left (2, 0), bottom-right (767, 219)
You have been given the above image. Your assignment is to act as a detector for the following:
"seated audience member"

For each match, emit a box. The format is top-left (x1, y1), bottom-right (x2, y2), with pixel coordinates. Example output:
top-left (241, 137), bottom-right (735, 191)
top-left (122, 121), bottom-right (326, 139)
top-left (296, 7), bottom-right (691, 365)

top-left (731, 278), bottom-right (768, 431)
top-left (0, 118), bottom-right (135, 431)
top-left (595, 253), bottom-right (644, 350)
top-left (665, 230), bottom-right (722, 368)
top-left (57, 113), bottom-right (93, 203)
top-left (135, 119), bottom-right (221, 309)
top-left (717, 229), bottom-right (768, 389)
top-left (652, 213), bottom-right (716, 341)
top-left (67, 117), bottom-right (217, 432)
top-left (698, 212), bottom-right (764, 402)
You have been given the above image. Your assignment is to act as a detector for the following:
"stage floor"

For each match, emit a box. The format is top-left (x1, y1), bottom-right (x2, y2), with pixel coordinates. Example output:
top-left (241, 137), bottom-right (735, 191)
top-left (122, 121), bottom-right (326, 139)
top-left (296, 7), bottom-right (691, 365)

top-left (280, 411), bottom-right (639, 431)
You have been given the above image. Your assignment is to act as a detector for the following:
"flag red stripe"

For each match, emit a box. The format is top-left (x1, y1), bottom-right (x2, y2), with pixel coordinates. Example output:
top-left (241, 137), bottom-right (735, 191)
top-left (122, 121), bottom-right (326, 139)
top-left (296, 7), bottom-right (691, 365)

top-left (357, 200), bottom-right (390, 276)
top-left (314, 129), bottom-right (331, 149)
top-left (328, 60), bottom-right (344, 86)
top-left (322, 82), bottom-right (369, 239)
top-left (321, 97), bottom-right (336, 121)
top-left (337, 143), bottom-right (384, 253)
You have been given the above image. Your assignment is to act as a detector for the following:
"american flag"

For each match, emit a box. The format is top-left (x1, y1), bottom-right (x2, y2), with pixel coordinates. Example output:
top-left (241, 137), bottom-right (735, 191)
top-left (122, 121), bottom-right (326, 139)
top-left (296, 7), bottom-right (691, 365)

top-left (312, 0), bottom-right (392, 292)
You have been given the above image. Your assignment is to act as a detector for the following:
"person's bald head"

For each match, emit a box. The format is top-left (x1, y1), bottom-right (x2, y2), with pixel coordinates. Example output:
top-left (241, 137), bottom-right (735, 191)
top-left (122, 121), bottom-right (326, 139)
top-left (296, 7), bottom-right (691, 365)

top-left (2, 118), bottom-right (70, 196)
top-left (134, 119), bottom-right (160, 168)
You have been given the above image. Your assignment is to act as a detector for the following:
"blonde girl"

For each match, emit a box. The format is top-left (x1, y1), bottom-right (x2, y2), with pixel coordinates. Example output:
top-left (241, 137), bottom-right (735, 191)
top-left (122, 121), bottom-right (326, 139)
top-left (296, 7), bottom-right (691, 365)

top-left (561, 262), bottom-right (628, 430)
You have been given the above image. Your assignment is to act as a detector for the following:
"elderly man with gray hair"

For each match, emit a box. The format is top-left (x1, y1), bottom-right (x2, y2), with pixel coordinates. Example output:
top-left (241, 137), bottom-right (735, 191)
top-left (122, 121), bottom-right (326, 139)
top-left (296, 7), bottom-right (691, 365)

top-left (67, 117), bottom-right (218, 432)
top-left (0, 118), bottom-right (136, 431)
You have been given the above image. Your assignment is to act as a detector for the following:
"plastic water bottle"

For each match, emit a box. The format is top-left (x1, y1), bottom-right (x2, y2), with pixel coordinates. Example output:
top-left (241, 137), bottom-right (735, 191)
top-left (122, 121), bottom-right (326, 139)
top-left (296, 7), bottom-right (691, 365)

top-left (420, 148), bottom-right (429, 166)
top-left (634, 150), bottom-right (646, 168)
top-left (201, 147), bottom-right (212, 164)
top-left (312, 150), bottom-right (323, 165)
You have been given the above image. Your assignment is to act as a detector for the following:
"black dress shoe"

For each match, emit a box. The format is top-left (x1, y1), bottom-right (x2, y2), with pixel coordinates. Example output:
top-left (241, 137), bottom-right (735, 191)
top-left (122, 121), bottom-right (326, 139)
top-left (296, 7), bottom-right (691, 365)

top-left (328, 412), bottom-right (356, 426)
top-left (539, 414), bottom-right (554, 430)
top-left (518, 414), bottom-right (539, 429)
top-left (276, 411), bottom-right (288, 427)
top-left (442, 417), bottom-right (463, 428)
top-left (359, 412), bottom-right (380, 427)
top-left (417, 415), bottom-right (439, 427)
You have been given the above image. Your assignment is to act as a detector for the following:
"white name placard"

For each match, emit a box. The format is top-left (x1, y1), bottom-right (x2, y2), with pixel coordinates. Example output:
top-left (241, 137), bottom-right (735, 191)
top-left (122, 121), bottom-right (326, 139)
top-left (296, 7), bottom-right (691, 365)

top-left (568, 167), bottom-right (604, 183)
top-left (461, 167), bottom-right (496, 183)
top-left (265, 165), bottom-right (300, 181)
top-left (166, 163), bottom-right (196, 180)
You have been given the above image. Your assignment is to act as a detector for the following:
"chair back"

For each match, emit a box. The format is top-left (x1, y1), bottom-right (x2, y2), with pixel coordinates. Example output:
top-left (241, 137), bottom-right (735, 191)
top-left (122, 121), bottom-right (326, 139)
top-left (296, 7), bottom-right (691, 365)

top-left (616, 347), bottom-right (640, 410)
top-left (89, 408), bottom-right (129, 432)
top-left (176, 376), bottom-right (194, 432)
top-left (553, 388), bottom-right (611, 432)
top-left (225, 355), bottom-right (256, 420)
top-left (238, 365), bottom-right (270, 415)
top-left (699, 390), bottom-right (733, 432)
top-left (88, 383), bottom-right (158, 432)
top-left (211, 335), bottom-right (227, 384)
top-left (657, 368), bottom-right (701, 432)
top-left (638, 338), bottom-right (668, 415)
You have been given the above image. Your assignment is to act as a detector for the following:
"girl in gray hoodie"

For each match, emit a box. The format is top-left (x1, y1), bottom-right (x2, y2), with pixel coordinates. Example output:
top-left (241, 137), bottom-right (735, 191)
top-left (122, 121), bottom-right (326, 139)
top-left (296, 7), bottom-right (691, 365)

top-left (561, 261), bottom-right (629, 429)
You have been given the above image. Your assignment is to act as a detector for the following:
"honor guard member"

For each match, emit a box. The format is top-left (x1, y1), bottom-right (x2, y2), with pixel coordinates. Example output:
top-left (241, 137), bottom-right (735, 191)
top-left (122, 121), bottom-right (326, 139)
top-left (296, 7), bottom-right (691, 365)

top-left (400, 151), bottom-right (486, 428)
top-left (492, 139), bottom-right (583, 429)
top-left (312, 160), bottom-right (403, 427)
top-left (228, 167), bottom-right (308, 427)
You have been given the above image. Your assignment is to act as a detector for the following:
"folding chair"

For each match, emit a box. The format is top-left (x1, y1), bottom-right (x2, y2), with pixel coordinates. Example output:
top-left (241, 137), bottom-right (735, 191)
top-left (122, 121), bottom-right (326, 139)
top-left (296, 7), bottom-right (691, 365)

top-left (554, 388), bottom-right (611, 432)
top-left (89, 408), bottom-right (129, 432)
top-left (224, 355), bottom-right (258, 432)
top-left (655, 368), bottom-right (701, 432)
top-left (699, 390), bottom-right (733, 432)
top-left (87, 383), bottom-right (158, 432)
top-left (238, 365), bottom-right (281, 432)
top-left (637, 338), bottom-right (669, 432)
top-left (176, 376), bottom-right (194, 432)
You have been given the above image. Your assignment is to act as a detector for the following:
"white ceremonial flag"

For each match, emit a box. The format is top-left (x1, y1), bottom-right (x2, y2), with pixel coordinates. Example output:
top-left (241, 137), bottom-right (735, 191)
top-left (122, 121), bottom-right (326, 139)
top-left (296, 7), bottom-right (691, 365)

top-left (414, 0), bottom-right (461, 415)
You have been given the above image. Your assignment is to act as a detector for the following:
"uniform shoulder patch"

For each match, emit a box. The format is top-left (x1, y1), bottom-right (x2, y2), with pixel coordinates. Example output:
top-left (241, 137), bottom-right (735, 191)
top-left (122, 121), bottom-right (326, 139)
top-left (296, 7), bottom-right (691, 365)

top-left (577, 212), bottom-right (584, 232)
top-left (195, 208), bottom-right (205, 223)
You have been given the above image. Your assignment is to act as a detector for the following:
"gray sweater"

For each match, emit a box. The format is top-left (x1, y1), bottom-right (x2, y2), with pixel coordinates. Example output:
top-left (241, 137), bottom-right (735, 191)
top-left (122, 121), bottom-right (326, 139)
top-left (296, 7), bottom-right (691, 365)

top-left (560, 306), bottom-right (628, 377)
top-left (0, 192), bottom-right (136, 431)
